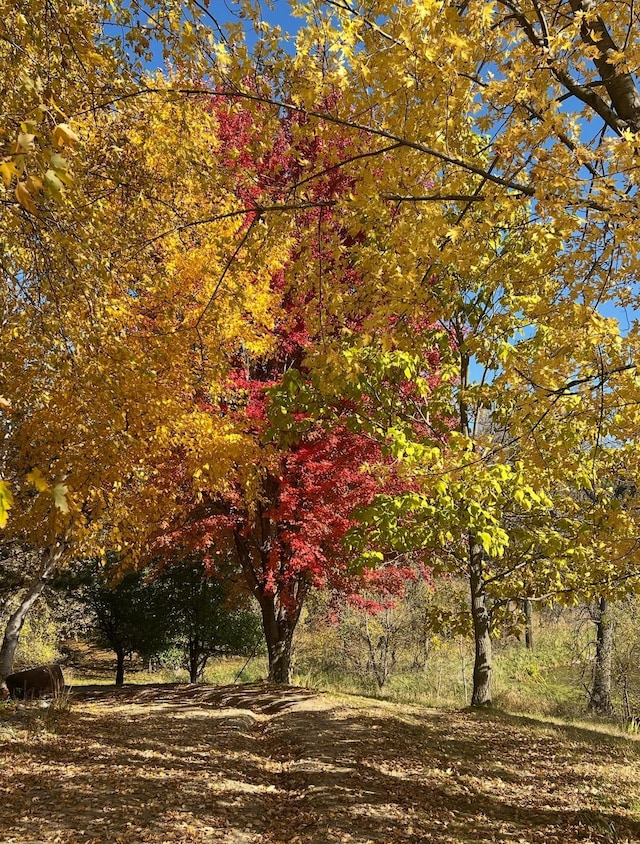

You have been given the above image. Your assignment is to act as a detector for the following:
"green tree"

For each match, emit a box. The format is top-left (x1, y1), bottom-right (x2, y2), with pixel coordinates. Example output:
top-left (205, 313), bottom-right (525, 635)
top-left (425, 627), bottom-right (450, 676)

top-left (71, 559), bottom-right (171, 686)
top-left (160, 558), bottom-right (262, 683)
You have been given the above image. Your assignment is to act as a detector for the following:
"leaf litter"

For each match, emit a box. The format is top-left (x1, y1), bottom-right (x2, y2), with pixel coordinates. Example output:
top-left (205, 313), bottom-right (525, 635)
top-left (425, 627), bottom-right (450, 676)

top-left (1, 683), bottom-right (640, 843)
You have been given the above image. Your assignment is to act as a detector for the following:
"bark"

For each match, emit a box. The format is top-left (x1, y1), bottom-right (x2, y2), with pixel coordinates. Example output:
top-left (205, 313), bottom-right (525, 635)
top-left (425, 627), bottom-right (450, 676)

top-left (469, 538), bottom-right (492, 707)
top-left (0, 540), bottom-right (66, 689)
top-left (234, 524), bottom-right (307, 686)
top-left (524, 598), bottom-right (535, 651)
top-left (188, 637), bottom-right (205, 683)
top-left (588, 597), bottom-right (614, 716)
top-left (261, 595), bottom-right (296, 684)
top-left (115, 647), bottom-right (125, 687)
top-left (569, 0), bottom-right (640, 132)
top-left (457, 348), bottom-right (492, 707)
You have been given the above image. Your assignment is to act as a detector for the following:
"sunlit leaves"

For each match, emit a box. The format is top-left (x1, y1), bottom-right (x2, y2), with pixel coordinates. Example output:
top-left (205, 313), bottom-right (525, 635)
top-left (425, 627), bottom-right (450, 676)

top-left (0, 482), bottom-right (13, 528)
top-left (53, 484), bottom-right (70, 514)
top-left (26, 469), bottom-right (49, 493)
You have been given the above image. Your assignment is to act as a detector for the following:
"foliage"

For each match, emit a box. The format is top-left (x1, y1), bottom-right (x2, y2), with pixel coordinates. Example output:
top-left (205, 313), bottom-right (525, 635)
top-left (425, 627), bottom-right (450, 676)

top-left (64, 559), bottom-right (172, 684)
top-left (11, 603), bottom-right (61, 670)
top-left (158, 557), bottom-right (262, 682)
top-left (4, 0), bottom-right (640, 710)
top-left (150, 97), bottom-right (443, 683)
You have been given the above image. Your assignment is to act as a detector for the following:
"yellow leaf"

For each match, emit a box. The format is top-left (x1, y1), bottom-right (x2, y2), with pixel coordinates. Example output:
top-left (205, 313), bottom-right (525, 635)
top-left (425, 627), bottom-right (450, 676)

top-left (0, 481), bottom-right (13, 528)
top-left (53, 483), bottom-right (70, 513)
top-left (16, 132), bottom-right (35, 153)
top-left (27, 468), bottom-right (50, 492)
top-left (26, 174), bottom-right (44, 194)
top-left (0, 160), bottom-right (19, 188)
top-left (52, 123), bottom-right (79, 148)
top-left (15, 181), bottom-right (37, 213)
top-left (477, 531), bottom-right (492, 554)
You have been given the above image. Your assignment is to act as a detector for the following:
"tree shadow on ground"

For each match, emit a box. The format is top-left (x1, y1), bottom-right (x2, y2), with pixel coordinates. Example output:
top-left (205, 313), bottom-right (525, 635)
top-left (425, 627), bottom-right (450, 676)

top-left (71, 681), bottom-right (317, 714)
top-left (1, 686), bottom-right (639, 843)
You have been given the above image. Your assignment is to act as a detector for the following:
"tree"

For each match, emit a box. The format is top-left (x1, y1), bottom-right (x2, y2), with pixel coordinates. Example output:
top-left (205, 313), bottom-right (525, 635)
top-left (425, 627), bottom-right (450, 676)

top-left (0, 8), bottom-right (293, 688)
top-left (196, 0), bottom-right (640, 704)
top-left (6, 0), bottom-right (640, 706)
top-left (588, 596), bottom-right (615, 716)
top-left (159, 558), bottom-right (262, 683)
top-left (142, 93), bottom-right (447, 684)
top-left (69, 559), bottom-right (171, 686)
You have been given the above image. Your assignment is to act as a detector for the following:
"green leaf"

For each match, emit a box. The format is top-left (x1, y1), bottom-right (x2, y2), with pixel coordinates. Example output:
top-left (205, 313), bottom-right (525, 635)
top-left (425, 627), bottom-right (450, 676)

top-left (44, 169), bottom-right (65, 199)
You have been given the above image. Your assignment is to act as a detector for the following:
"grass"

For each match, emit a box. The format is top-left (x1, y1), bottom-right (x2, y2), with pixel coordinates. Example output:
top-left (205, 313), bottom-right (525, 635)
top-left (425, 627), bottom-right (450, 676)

top-left (59, 619), bottom-right (630, 738)
top-left (292, 620), bottom-right (627, 732)
top-left (62, 640), bottom-right (270, 689)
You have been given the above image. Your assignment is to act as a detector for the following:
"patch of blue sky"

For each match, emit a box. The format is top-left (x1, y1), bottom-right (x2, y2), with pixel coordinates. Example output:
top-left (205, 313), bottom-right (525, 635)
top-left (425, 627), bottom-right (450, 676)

top-left (102, 0), bottom-right (303, 70)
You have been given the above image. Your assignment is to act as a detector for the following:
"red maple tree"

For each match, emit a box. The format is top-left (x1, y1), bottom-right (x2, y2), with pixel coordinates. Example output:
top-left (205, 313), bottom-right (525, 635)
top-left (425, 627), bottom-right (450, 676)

top-left (154, 97), bottom-right (444, 682)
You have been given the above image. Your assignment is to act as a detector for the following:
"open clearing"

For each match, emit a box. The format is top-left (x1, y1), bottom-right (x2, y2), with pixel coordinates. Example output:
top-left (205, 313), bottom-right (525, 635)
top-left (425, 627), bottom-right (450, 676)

top-left (1, 684), bottom-right (640, 843)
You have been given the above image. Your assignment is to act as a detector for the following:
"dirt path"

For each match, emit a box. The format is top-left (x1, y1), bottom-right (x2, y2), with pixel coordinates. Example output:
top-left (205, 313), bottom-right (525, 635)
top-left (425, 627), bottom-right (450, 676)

top-left (1, 684), bottom-right (640, 843)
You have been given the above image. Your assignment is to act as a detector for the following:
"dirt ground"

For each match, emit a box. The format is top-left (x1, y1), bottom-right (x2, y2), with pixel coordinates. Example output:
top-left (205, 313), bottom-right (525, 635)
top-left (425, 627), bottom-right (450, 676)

top-left (1, 683), bottom-right (640, 844)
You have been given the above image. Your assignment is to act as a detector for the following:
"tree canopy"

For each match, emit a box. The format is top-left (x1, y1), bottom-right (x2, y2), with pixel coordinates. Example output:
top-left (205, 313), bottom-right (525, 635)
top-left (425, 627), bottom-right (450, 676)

top-left (2, 0), bottom-right (640, 704)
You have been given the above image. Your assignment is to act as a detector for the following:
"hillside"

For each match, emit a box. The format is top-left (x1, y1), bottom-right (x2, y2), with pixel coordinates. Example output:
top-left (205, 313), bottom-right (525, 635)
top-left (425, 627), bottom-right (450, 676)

top-left (1, 684), bottom-right (640, 843)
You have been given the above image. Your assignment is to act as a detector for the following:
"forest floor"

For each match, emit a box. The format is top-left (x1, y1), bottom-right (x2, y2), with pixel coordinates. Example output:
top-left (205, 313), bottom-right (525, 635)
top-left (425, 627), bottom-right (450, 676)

top-left (1, 683), bottom-right (640, 844)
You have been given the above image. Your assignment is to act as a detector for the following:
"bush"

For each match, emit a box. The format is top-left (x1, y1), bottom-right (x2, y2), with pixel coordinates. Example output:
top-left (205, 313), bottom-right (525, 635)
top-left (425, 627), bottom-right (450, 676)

top-left (13, 603), bottom-right (60, 670)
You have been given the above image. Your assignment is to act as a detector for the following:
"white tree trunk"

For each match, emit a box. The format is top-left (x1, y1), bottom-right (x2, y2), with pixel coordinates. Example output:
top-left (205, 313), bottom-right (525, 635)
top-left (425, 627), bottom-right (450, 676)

top-left (0, 540), bottom-right (67, 690)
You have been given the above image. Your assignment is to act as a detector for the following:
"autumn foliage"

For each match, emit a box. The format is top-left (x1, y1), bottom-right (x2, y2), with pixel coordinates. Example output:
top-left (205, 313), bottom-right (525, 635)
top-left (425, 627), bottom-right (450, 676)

top-left (147, 97), bottom-right (440, 682)
top-left (3, 0), bottom-right (640, 709)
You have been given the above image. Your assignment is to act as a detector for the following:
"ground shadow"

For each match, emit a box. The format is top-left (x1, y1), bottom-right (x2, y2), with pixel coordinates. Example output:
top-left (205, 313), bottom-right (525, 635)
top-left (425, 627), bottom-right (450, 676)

top-left (2, 685), bottom-right (639, 843)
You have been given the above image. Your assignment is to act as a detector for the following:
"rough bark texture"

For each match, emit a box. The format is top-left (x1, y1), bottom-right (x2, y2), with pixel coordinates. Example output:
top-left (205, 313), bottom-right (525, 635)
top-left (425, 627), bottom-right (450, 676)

top-left (234, 523), bottom-right (307, 686)
top-left (0, 541), bottom-right (66, 689)
top-left (588, 597), bottom-right (614, 716)
top-left (524, 598), bottom-right (535, 651)
top-left (188, 638), bottom-right (206, 683)
top-left (261, 595), bottom-right (296, 685)
top-left (570, 0), bottom-right (640, 132)
top-left (469, 539), bottom-right (492, 707)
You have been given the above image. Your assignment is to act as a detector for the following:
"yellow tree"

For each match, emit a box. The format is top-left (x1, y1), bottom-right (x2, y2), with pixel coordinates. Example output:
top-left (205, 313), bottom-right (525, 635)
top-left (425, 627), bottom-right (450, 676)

top-left (177, 0), bottom-right (640, 703)
top-left (0, 1), bottom-right (294, 684)
top-left (5, 0), bottom-right (640, 707)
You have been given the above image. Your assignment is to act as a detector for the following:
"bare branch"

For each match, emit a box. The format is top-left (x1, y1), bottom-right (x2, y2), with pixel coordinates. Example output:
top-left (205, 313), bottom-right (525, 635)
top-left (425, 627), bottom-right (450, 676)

top-left (514, 363), bottom-right (637, 397)
top-left (382, 193), bottom-right (487, 202)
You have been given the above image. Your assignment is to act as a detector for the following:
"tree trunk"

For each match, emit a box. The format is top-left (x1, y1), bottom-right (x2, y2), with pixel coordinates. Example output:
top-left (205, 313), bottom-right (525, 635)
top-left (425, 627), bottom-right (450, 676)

top-left (0, 540), bottom-right (66, 691)
top-left (262, 600), bottom-right (295, 684)
top-left (234, 530), bottom-right (304, 686)
top-left (588, 597), bottom-right (614, 716)
top-left (115, 647), bottom-right (125, 687)
top-left (189, 638), bottom-right (200, 683)
top-left (524, 598), bottom-right (535, 651)
top-left (469, 538), bottom-right (492, 707)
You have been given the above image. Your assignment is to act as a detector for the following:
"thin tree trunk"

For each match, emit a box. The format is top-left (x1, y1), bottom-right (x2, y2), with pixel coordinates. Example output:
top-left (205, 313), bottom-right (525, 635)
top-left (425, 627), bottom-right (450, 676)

top-left (524, 598), bottom-right (535, 651)
top-left (115, 647), bottom-right (125, 687)
top-left (189, 637), bottom-right (200, 683)
top-left (234, 530), bottom-right (305, 685)
top-left (0, 540), bottom-right (66, 692)
top-left (588, 597), bottom-right (614, 716)
top-left (458, 638), bottom-right (468, 703)
top-left (457, 348), bottom-right (492, 707)
top-left (469, 537), bottom-right (492, 707)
